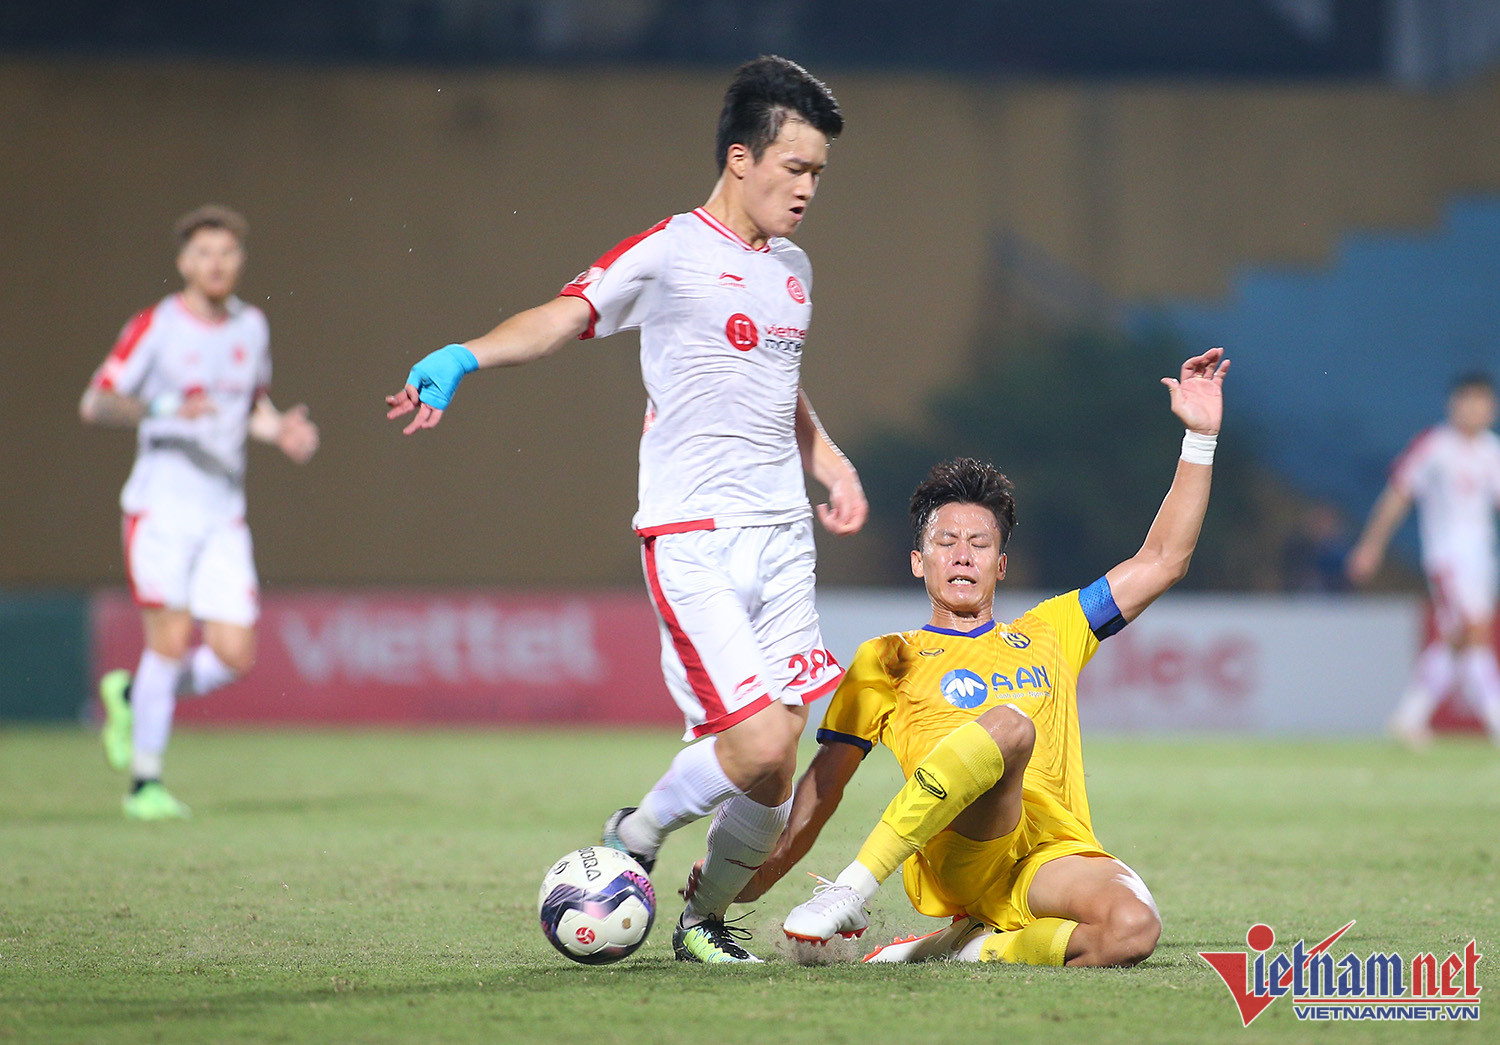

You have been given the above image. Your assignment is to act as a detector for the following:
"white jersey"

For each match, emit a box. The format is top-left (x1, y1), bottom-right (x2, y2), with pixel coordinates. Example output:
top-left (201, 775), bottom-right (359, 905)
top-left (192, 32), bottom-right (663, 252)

top-left (1391, 424), bottom-right (1500, 572)
top-left (90, 293), bottom-right (271, 521)
top-left (560, 208), bottom-right (815, 534)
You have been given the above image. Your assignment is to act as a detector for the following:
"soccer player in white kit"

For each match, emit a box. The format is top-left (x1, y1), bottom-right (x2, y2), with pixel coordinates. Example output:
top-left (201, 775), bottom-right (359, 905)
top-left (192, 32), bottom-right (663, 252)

top-left (1348, 373), bottom-right (1500, 746)
top-left (385, 57), bottom-right (867, 961)
top-left (81, 206), bottom-right (320, 819)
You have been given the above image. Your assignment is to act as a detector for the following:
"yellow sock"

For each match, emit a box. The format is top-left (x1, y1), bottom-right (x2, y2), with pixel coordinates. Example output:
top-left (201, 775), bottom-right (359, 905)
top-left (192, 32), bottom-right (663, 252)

top-left (978, 918), bottom-right (1078, 966)
top-left (852, 721), bottom-right (1005, 883)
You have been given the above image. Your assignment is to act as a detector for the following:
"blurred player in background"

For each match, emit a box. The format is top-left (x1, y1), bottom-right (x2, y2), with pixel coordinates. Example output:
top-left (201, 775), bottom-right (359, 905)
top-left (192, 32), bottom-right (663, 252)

top-left (385, 56), bottom-right (866, 962)
top-left (730, 349), bottom-right (1226, 966)
top-left (80, 205), bottom-right (319, 820)
top-left (1348, 373), bottom-right (1500, 746)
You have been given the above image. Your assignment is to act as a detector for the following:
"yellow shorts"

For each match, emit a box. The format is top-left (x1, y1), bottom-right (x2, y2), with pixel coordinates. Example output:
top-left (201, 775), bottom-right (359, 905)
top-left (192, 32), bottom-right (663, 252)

top-left (901, 793), bottom-right (1111, 932)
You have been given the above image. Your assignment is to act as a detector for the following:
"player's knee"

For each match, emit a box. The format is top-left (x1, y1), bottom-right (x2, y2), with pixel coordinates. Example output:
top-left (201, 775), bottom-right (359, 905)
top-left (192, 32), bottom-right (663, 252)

top-left (979, 705), bottom-right (1034, 764)
top-left (212, 638), bottom-right (256, 676)
top-left (1104, 901), bottom-right (1161, 967)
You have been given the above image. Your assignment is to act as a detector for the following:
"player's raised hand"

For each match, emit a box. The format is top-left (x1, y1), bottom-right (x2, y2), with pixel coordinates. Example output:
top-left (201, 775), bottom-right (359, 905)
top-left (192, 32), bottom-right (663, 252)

top-left (385, 343), bottom-right (479, 436)
top-left (817, 468), bottom-right (868, 536)
top-left (1161, 347), bottom-right (1229, 435)
top-left (277, 404), bottom-right (319, 464)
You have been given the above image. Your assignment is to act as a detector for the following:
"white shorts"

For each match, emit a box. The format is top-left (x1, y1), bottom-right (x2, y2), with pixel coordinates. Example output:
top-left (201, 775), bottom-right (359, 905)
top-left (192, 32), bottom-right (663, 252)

top-left (1426, 556), bottom-right (1498, 636)
top-left (122, 511), bottom-right (260, 626)
top-left (640, 520), bottom-right (843, 740)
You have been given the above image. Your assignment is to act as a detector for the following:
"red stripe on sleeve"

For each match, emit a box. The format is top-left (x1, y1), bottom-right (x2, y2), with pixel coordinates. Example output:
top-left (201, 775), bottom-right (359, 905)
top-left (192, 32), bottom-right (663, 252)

top-left (93, 307), bottom-right (156, 390)
top-left (1390, 426), bottom-right (1437, 489)
top-left (558, 217), bottom-right (670, 341)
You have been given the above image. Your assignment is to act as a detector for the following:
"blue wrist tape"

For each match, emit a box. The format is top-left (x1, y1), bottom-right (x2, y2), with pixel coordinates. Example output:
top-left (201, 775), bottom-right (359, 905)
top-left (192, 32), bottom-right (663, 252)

top-left (407, 343), bottom-right (478, 410)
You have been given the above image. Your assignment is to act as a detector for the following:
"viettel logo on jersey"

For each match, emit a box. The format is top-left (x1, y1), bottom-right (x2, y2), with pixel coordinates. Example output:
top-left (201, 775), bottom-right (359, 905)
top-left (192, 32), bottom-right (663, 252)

top-left (1200, 921), bottom-right (1482, 1026)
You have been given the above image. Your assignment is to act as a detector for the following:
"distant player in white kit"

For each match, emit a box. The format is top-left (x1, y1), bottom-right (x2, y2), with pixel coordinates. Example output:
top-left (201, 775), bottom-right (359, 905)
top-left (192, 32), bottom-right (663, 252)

top-left (81, 206), bottom-right (320, 819)
top-left (385, 57), bottom-right (866, 961)
top-left (1348, 373), bottom-right (1500, 745)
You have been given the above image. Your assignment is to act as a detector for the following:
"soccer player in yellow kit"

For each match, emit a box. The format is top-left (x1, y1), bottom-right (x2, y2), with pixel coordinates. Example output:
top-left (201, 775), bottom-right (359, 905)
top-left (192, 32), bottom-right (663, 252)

top-left (746, 347), bottom-right (1228, 966)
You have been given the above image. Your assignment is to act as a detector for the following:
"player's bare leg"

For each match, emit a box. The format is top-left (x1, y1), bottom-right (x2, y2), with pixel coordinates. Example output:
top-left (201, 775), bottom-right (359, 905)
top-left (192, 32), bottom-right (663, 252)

top-left (179, 620), bottom-right (255, 697)
top-left (785, 705), bottom-right (1032, 943)
top-left (1455, 617), bottom-right (1500, 742)
top-left (1004, 854), bottom-right (1161, 967)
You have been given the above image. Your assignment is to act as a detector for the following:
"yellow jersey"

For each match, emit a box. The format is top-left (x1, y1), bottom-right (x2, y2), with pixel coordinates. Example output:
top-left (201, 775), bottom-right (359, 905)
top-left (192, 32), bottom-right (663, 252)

top-left (817, 578), bottom-right (1126, 837)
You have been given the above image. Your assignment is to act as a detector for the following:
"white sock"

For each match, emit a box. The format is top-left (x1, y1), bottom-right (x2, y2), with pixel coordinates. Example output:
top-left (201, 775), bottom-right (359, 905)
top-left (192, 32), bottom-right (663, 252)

top-left (620, 738), bottom-right (742, 855)
top-left (130, 649), bottom-right (183, 780)
top-left (1392, 642), bottom-right (1454, 731)
top-left (835, 861), bottom-right (881, 902)
top-left (684, 795), bottom-right (791, 924)
top-left (1459, 646), bottom-right (1500, 740)
top-left (177, 645), bottom-right (239, 697)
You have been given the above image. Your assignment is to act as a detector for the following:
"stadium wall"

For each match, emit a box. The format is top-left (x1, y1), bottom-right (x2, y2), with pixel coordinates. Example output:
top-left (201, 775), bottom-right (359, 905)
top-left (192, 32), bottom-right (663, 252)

top-left (5, 60), bottom-right (1500, 590)
top-left (6, 587), bottom-right (1469, 735)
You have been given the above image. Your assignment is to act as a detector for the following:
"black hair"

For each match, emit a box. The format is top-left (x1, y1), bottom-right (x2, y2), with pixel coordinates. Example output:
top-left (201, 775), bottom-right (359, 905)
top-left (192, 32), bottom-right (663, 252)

top-left (715, 55), bottom-right (842, 173)
top-left (1451, 371), bottom-right (1496, 395)
top-left (909, 458), bottom-right (1017, 551)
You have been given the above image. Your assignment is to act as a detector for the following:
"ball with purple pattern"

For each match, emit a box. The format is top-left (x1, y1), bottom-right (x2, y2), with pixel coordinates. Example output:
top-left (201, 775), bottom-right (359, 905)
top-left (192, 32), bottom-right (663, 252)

top-left (538, 846), bottom-right (656, 964)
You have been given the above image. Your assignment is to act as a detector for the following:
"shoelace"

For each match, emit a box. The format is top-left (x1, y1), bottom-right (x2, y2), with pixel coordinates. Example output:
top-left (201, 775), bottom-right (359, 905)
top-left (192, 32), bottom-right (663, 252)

top-left (693, 914), bottom-right (755, 956)
top-left (806, 882), bottom-right (866, 913)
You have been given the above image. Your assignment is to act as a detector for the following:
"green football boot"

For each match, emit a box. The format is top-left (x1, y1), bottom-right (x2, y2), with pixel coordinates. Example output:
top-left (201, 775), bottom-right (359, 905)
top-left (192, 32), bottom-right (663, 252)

top-left (672, 915), bottom-right (763, 964)
top-left (98, 669), bottom-right (133, 772)
top-left (122, 782), bottom-right (191, 821)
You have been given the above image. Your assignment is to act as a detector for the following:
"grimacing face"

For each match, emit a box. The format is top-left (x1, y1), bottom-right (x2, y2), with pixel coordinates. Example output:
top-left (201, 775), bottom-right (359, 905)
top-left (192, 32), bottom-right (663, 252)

top-left (176, 226), bottom-right (245, 303)
top-left (911, 502), bottom-right (1007, 619)
top-left (731, 116), bottom-right (828, 240)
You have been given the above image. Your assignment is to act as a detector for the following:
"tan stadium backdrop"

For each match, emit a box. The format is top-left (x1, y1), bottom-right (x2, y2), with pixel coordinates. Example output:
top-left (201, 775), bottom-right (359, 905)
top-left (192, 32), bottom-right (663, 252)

top-left (5, 59), bottom-right (1500, 589)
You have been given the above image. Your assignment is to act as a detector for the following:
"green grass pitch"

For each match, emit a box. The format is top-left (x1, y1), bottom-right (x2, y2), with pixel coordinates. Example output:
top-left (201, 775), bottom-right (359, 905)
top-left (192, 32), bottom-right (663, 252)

top-left (2, 728), bottom-right (1497, 1043)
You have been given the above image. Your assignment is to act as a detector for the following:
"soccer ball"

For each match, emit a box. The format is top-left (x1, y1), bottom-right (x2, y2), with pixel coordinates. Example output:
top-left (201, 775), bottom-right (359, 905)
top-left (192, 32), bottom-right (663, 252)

top-left (538, 846), bottom-right (656, 965)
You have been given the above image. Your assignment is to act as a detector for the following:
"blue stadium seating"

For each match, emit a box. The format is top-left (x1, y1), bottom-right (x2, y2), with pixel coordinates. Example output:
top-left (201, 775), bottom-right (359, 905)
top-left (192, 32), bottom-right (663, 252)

top-left (1141, 197), bottom-right (1500, 539)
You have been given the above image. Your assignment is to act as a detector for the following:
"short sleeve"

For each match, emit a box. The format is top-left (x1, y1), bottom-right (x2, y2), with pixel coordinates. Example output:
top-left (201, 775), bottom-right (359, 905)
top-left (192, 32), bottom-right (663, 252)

top-left (559, 218), bottom-right (671, 340)
top-left (90, 307), bottom-right (158, 396)
top-left (1028, 583), bottom-right (1121, 676)
top-left (1390, 429), bottom-right (1437, 496)
top-left (815, 638), bottom-right (895, 756)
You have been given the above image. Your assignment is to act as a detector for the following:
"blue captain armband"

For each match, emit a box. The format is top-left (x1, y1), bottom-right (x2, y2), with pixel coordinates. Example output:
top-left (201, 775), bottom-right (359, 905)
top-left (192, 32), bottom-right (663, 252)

top-left (816, 728), bottom-right (873, 756)
top-left (1078, 576), bottom-right (1127, 640)
top-left (406, 343), bottom-right (479, 410)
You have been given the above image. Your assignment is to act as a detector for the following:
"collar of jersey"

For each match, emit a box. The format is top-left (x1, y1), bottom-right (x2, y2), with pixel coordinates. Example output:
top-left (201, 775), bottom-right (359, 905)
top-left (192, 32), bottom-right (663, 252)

top-left (922, 620), bottom-right (997, 639)
top-left (692, 208), bottom-right (772, 252)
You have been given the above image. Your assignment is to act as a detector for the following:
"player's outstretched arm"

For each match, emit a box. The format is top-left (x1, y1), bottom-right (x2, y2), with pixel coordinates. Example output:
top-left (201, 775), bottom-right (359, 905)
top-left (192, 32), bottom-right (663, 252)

top-left (796, 388), bottom-right (867, 536)
top-left (735, 740), bottom-right (863, 902)
top-left (249, 393), bottom-right (319, 464)
top-left (1346, 483), bottom-right (1412, 585)
top-left (384, 295), bottom-right (593, 435)
top-left (1104, 348), bottom-right (1229, 623)
top-left (79, 387), bottom-right (215, 427)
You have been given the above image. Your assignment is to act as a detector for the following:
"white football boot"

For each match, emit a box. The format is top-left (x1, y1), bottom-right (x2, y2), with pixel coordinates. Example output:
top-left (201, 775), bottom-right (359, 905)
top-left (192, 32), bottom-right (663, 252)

top-left (783, 882), bottom-right (869, 943)
top-left (862, 916), bottom-right (989, 963)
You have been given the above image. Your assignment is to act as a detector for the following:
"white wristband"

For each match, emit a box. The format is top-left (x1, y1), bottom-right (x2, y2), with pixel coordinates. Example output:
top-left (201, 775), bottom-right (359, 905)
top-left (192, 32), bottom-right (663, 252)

top-left (148, 391), bottom-right (184, 418)
top-left (1181, 430), bottom-right (1217, 465)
